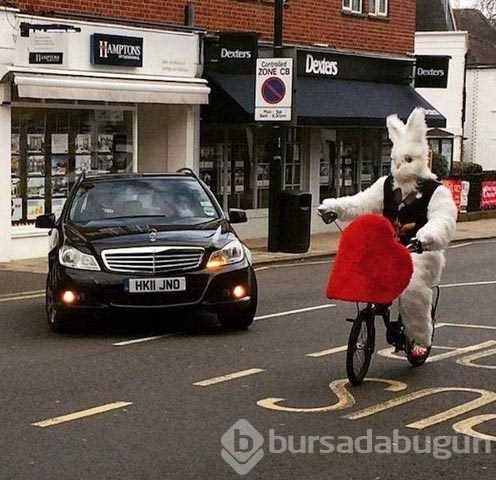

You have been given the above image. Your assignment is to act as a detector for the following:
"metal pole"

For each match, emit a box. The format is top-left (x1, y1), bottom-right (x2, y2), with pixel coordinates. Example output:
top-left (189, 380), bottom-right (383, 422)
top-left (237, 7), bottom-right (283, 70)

top-left (268, 0), bottom-right (285, 252)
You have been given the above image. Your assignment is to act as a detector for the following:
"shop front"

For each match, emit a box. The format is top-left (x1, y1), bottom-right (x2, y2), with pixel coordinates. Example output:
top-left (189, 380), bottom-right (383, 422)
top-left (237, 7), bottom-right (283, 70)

top-left (202, 41), bottom-right (446, 239)
top-left (0, 8), bottom-right (209, 261)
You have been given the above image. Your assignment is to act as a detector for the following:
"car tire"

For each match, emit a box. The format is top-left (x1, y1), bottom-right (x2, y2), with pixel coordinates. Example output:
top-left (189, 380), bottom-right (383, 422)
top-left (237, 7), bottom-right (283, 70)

top-left (46, 283), bottom-right (69, 333)
top-left (218, 277), bottom-right (258, 330)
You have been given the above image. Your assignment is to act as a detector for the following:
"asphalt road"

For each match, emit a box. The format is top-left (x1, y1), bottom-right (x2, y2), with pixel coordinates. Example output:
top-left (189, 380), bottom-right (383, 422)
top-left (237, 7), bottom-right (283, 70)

top-left (0, 240), bottom-right (495, 479)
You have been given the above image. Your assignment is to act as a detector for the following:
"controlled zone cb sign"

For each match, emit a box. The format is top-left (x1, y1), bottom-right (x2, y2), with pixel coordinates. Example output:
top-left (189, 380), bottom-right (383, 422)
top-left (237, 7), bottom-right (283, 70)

top-left (255, 58), bottom-right (293, 121)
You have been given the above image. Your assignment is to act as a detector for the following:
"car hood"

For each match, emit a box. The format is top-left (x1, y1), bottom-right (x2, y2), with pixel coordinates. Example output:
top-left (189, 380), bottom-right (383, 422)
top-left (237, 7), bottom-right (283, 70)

top-left (63, 219), bottom-right (237, 253)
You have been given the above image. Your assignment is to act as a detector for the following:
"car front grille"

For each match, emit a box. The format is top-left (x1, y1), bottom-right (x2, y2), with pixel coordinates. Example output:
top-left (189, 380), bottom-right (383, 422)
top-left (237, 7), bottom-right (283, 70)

top-left (101, 246), bottom-right (204, 274)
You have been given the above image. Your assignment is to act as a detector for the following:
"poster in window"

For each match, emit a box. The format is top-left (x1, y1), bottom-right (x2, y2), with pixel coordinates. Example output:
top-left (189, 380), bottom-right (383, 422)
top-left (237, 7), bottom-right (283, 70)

top-left (51, 155), bottom-right (68, 176)
top-left (52, 176), bottom-right (68, 197)
top-left (11, 197), bottom-right (22, 222)
top-left (11, 177), bottom-right (21, 198)
top-left (27, 199), bottom-right (45, 219)
top-left (320, 161), bottom-right (330, 184)
top-left (27, 155), bottom-right (45, 175)
top-left (76, 134), bottom-right (92, 154)
top-left (51, 133), bottom-right (69, 154)
top-left (75, 155), bottom-right (92, 174)
top-left (11, 156), bottom-right (20, 176)
top-left (95, 154), bottom-right (113, 171)
top-left (97, 134), bottom-right (113, 153)
top-left (52, 198), bottom-right (66, 219)
top-left (27, 177), bottom-right (45, 198)
top-left (256, 164), bottom-right (270, 187)
top-left (27, 134), bottom-right (45, 153)
top-left (11, 134), bottom-right (20, 155)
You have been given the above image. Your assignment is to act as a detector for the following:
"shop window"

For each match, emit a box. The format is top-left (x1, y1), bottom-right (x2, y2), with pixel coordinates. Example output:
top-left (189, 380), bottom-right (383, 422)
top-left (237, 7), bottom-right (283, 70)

top-left (11, 108), bottom-right (134, 226)
top-left (369, 0), bottom-right (388, 16)
top-left (343, 0), bottom-right (363, 14)
top-left (428, 138), bottom-right (453, 177)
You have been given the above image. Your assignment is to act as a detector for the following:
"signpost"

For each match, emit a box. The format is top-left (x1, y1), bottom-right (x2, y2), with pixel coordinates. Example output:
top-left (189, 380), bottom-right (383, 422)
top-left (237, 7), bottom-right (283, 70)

top-left (255, 58), bottom-right (293, 121)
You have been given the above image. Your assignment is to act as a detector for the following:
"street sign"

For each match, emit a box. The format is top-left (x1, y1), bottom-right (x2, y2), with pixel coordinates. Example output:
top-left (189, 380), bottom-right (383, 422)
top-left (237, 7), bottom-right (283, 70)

top-left (255, 58), bottom-right (293, 121)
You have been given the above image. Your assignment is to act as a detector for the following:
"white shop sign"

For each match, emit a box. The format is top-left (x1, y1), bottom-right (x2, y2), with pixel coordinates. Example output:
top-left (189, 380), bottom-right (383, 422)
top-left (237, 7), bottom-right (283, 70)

top-left (255, 58), bottom-right (293, 121)
top-left (14, 15), bottom-right (199, 78)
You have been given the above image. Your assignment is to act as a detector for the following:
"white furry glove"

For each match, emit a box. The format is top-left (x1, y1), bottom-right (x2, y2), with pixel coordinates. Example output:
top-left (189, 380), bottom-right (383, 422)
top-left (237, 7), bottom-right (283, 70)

top-left (416, 230), bottom-right (436, 251)
top-left (318, 198), bottom-right (342, 218)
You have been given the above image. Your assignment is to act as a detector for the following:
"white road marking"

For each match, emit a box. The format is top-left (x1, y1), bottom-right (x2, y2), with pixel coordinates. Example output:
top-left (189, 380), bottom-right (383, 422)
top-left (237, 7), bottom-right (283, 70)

top-left (440, 280), bottom-right (496, 288)
top-left (378, 340), bottom-right (496, 364)
top-left (0, 291), bottom-right (45, 303)
top-left (255, 259), bottom-right (332, 272)
top-left (306, 345), bottom-right (347, 358)
top-left (449, 242), bottom-right (474, 249)
top-left (439, 322), bottom-right (496, 331)
top-left (255, 304), bottom-right (336, 321)
top-left (112, 334), bottom-right (177, 346)
top-left (193, 368), bottom-right (265, 387)
top-left (32, 401), bottom-right (133, 428)
top-left (112, 304), bottom-right (337, 346)
top-left (457, 346), bottom-right (496, 370)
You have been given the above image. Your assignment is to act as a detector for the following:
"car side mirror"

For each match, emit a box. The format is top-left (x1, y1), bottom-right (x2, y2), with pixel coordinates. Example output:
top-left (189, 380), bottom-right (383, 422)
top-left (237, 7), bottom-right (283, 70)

top-left (228, 209), bottom-right (247, 224)
top-left (35, 213), bottom-right (56, 229)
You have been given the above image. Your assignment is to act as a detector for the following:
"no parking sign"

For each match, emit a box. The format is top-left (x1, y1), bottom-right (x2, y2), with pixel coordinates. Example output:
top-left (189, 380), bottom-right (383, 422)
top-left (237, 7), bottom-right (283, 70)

top-left (255, 58), bottom-right (293, 121)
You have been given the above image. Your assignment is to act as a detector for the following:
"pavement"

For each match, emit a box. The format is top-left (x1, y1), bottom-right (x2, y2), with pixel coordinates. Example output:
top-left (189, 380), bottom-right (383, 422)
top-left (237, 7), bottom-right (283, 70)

top-left (1, 216), bottom-right (496, 275)
top-left (0, 240), bottom-right (495, 478)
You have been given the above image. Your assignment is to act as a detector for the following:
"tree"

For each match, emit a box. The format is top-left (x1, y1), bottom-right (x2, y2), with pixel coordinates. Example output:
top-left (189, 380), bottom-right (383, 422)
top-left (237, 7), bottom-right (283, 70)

top-left (475, 0), bottom-right (496, 25)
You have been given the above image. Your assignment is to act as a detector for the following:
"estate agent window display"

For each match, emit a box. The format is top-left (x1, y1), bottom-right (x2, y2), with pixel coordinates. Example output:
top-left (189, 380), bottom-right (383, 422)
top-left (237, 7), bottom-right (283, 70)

top-left (11, 108), bottom-right (134, 226)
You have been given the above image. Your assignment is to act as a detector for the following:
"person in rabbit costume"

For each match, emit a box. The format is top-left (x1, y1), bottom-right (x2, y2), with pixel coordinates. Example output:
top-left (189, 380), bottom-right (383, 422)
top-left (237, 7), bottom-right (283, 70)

top-left (318, 108), bottom-right (457, 360)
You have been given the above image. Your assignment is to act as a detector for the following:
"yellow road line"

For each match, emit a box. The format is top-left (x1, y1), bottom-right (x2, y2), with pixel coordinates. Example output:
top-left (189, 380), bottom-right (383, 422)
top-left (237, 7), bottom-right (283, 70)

top-left (193, 368), bottom-right (265, 387)
top-left (32, 401), bottom-right (133, 428)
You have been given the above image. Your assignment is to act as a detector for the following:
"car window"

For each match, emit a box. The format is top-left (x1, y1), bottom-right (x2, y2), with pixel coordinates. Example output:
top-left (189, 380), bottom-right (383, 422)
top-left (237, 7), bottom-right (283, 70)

top-left (69, 177), bottom-right (220, 225)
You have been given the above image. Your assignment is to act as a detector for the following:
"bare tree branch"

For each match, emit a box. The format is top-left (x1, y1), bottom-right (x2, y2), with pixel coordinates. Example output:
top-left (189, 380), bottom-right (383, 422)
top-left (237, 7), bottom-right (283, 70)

top-left (475, 0), bottom-right (496, 25)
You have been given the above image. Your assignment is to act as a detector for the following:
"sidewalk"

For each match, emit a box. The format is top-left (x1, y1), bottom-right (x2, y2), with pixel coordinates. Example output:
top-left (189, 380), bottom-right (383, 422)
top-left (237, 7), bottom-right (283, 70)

top-left (1, 217), bottom-right (495, 274)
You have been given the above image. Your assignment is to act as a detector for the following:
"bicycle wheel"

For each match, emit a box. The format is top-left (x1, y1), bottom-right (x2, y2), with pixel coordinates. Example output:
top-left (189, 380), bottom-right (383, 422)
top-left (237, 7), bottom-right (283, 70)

top-left (346, 314), bottom-right (375, 385)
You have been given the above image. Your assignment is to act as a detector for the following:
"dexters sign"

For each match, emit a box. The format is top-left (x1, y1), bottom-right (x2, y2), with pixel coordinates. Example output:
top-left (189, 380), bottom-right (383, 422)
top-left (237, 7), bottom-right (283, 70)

top-left (255, 58), bottom-right (293, 121)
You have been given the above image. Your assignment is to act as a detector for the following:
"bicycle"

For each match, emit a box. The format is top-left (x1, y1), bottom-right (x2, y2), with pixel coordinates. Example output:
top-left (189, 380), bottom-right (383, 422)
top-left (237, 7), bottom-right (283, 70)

top-left (319, 210), bottom-right (441, 386)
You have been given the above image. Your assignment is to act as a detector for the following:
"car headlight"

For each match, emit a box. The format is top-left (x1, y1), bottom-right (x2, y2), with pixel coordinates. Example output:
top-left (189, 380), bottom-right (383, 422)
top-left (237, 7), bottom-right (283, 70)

top-left (206, 240), bottom-right (245, 269)
top-left (59, 245), bottom-right (100, 271)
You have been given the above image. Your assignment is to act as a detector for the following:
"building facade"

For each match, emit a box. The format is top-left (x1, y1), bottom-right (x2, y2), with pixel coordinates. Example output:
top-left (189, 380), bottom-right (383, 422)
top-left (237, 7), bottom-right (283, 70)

top-left (454, 8), bottom-right (496, 171)
top-left (415, 0), bottom-right (468, 173)
top-left (1, 1), bottom-right (445, 259)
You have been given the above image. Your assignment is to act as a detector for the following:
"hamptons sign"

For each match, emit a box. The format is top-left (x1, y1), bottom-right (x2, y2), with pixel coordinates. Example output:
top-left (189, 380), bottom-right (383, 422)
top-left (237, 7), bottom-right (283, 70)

top-left (91, 33), bottom-right (143, 67)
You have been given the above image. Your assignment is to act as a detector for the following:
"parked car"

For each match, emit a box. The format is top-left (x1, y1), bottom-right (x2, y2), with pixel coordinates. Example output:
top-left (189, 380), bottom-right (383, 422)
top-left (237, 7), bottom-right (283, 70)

top-left (35, 171), bottom-right (257, 332)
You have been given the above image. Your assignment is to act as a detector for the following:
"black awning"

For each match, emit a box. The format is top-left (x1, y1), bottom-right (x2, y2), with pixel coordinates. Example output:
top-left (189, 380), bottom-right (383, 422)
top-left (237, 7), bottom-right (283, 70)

top-left (207, 73), bottom-right (446, 128)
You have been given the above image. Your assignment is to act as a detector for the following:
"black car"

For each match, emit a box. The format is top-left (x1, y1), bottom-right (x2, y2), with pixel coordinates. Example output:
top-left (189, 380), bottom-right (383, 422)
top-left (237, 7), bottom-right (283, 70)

top-left (35, 171), bottom-right (257, 332)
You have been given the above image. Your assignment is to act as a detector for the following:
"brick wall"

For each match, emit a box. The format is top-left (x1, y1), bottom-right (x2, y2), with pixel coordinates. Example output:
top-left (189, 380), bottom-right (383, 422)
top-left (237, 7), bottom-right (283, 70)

top-left (6, 0), bottom-right (416, 55)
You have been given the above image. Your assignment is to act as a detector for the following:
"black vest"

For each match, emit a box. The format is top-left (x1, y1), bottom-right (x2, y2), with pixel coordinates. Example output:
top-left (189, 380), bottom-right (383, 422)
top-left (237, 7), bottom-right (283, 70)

top-left (383, 175), bottom-right (441, 245)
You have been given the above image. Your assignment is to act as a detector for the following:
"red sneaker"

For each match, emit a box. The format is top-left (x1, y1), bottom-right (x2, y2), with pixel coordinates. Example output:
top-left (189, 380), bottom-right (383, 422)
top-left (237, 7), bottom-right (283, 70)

top-left (410, 344), bottom-right (429, 360)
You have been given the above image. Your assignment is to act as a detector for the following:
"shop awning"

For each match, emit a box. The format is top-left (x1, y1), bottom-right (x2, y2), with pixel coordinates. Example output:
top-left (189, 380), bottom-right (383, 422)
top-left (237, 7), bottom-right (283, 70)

top-left (207, 73), bottom-right (446, 127)
top-left (13, 73), bottom-right (210, 104)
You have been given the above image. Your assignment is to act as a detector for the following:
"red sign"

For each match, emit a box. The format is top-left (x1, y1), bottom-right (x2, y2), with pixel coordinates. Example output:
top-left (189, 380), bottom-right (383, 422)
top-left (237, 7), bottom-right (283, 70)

top-left (481, 180), bottom-right (496, 209)
top-left (442, 179), bottom-right (462, 209)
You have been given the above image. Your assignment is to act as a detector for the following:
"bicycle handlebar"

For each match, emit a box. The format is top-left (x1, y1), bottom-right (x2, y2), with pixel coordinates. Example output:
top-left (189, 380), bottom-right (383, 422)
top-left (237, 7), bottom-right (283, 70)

top-left (406, 238), bottom-right (423, 254)
top-left (318, 210), bottom-right (338, 224)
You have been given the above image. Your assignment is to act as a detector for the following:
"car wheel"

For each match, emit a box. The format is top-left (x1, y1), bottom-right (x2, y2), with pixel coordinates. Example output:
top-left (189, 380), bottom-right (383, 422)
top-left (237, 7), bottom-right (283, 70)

top-left (46, 284), bottom-right (68, 333)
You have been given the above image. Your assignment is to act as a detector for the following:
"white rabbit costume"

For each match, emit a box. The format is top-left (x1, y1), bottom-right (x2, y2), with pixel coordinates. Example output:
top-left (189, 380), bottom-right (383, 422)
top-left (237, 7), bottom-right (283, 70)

top-left (319, 109), bottom-right (457, 348)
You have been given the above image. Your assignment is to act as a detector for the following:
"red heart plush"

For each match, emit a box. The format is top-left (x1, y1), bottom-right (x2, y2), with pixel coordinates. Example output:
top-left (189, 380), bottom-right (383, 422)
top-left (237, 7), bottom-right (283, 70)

top-left (326, 214), bottom-right (413, 304)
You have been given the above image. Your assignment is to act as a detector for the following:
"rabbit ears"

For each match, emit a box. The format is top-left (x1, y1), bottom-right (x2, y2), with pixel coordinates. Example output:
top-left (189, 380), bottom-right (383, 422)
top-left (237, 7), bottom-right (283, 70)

top-left (386, 108), bottom-right (427, 145)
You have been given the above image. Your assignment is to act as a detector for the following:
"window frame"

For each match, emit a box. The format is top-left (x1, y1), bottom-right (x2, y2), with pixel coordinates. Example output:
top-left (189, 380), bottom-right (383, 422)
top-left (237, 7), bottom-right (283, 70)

top-left (342, 0), bottom-right (363, 14)
top-left (369, 0), bottom-right (388, 17)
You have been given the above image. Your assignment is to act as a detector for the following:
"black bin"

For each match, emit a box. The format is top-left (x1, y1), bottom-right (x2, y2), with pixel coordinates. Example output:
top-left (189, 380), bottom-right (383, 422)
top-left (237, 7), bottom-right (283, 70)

top-left (279, 190), bottom-right (312, 253)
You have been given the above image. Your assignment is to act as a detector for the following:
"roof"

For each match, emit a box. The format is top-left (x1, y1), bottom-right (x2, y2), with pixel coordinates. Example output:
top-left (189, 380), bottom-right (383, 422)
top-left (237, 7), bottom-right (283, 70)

top-left (82, 173), bottom-right (192, 181)
top-left (416, 0), bottom-right (455, 32)
top-left (454, 9), bottom-right (496, 66)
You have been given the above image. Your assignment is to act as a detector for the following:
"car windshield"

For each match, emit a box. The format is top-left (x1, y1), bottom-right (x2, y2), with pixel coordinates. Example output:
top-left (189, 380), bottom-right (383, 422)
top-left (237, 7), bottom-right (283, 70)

top-left (69, 177), bottom-right (220, 225)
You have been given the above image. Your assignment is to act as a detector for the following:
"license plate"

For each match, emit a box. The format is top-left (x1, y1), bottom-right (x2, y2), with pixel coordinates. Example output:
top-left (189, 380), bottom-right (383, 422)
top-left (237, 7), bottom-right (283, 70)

top-left (127, 277), bottom-right (186, 293)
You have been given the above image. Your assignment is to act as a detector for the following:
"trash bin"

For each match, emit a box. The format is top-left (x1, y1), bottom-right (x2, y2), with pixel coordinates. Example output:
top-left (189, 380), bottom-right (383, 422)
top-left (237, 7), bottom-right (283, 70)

top-left (279, 190), bottom-right (312, 253)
